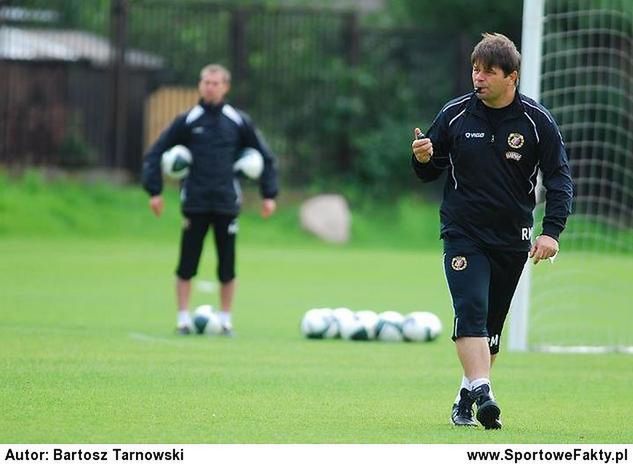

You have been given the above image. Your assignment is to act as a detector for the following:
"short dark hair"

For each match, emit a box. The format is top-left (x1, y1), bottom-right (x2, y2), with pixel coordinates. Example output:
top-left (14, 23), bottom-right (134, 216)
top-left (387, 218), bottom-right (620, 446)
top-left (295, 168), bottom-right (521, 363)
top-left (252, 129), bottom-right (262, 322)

top-left (471, 33), bottom-right (521, 76)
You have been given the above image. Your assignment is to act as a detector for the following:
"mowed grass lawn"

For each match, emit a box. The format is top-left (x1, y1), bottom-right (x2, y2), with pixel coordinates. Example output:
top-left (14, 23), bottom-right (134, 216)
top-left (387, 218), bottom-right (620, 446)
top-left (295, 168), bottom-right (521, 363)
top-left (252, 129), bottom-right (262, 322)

top-left (1, 237), bottom-right (632, 443)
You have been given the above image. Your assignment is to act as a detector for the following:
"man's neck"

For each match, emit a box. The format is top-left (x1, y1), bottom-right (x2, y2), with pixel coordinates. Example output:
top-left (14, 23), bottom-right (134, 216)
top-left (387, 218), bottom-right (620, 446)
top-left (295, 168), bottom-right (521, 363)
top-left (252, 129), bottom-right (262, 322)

top-left (201, 98), bottom-right (224, 107)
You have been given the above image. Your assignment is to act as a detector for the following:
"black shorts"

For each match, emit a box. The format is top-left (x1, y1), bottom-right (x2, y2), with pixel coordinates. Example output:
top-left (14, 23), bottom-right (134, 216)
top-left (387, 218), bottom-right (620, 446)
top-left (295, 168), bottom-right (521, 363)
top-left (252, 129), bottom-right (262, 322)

top-left (176, 212), bottom-right (238, 283)
top-left (443, 233), bottom-right (527, 354)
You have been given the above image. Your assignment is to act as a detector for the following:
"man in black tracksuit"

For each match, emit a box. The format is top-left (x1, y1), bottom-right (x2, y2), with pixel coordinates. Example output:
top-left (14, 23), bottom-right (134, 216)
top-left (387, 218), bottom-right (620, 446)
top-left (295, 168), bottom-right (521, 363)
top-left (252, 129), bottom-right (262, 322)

top-left (142, 64), bottom-right (278, 335)
top-left (411, 34), bottom-right (573, 429)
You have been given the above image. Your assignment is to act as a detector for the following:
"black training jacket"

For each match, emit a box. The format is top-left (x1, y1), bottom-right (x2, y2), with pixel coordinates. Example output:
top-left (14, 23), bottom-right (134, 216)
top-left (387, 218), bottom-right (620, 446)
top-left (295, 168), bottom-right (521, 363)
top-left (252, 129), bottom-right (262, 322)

top-left (142, 100), bottom-right (278, 215)
top-left (412, 91), bottom-right (573, 251)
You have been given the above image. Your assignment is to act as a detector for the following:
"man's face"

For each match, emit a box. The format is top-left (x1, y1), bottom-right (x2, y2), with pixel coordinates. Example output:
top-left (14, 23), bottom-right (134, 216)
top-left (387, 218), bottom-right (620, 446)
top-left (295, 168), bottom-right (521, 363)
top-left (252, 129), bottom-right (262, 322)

top-left (198, 71), bottom-right (230, 105)
top-left (472, 62), bottom-right (517, 107)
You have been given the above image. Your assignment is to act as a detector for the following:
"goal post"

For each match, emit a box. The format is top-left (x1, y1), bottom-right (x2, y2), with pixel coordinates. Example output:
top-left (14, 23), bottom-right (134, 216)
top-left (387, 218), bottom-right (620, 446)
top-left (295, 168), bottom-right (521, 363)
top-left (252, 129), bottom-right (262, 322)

top-left (508, 0), bottom-right (545, 352)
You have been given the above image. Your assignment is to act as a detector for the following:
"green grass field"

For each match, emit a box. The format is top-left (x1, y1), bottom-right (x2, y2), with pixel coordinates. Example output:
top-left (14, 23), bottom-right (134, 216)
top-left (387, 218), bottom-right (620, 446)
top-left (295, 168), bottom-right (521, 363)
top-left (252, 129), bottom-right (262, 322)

top-left (1, 173), bottom-right (632, 443)
top-left (2, 238), bottom-right (633, 443)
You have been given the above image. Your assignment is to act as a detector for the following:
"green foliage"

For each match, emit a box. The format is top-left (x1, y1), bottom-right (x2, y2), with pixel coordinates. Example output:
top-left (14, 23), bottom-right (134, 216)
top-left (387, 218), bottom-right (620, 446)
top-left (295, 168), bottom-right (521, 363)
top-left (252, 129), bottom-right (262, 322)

top-left (351, 118), bottom-right (423, 197)
top-left (128, 4), bottom-right (232, 85)
top-left (375, 0), bottom-right (523, 38)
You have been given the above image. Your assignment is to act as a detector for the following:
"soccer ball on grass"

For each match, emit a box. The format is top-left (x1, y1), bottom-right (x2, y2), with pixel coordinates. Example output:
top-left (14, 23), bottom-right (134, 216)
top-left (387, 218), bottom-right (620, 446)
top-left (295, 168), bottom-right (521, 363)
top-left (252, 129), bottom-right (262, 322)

top-left (375, 311), bottom-right (405, 342)
top-left (193, 305), bottom-right (222, 335)
top-left (300, 308), bottom-right (336, 339)
top-left (402, 311), bottom-right (442, 342)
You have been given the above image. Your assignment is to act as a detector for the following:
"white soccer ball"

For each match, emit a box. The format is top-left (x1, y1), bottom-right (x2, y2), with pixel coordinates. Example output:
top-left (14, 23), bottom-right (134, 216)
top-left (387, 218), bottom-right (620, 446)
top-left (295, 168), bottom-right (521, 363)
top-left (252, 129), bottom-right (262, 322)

top-left (339, 314), bottom-right (371, 341)
top-left (331, 307), bottom-right (354, 338)
top-left (354, 310), bottom-right (379, 340)
top-left (193, 305), bottom-right (222, 335)
top-left (319, 308), bottom-right (340, 339)
top-left (402, 311), bottom-right (443, 342)
top-left (234, 147), bottom-right (264, 179)
top-left (332, 307), bottom-right (355, 323)
top-left (300, 308), bottom-right (334, 339)
top-left (161, 145), bottom-right (192, 179)
top-left (376, 311), bottom-right (405, 342)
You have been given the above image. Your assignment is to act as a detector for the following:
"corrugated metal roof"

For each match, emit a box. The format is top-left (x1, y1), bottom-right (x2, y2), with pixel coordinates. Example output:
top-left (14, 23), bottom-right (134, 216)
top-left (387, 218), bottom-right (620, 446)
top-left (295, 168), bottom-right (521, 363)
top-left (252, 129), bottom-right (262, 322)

top-left (0, 26), bottom-right (164, 69)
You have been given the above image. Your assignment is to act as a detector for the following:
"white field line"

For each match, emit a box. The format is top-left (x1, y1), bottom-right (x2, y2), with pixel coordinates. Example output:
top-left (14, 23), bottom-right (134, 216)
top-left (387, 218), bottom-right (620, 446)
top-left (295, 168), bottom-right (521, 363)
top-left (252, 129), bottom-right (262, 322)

top-left (129, 331), bottom-right (183, 345)
top-left (534, 345), bottom-right (633, 354)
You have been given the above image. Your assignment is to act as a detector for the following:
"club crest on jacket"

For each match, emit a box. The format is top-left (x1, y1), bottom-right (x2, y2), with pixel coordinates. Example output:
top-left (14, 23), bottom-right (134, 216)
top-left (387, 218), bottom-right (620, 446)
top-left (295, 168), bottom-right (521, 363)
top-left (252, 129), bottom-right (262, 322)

top-left (451, 256), bottom-right (468, 271)
top-left (507, 132), bottom-right (525, 149)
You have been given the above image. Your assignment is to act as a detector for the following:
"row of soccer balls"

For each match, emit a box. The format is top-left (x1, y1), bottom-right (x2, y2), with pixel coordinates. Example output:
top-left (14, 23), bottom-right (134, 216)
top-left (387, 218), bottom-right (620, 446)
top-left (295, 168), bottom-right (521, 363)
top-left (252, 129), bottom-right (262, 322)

top-left (161, 145), bottom-right (264, 180)
top-left (300, 308), bottom-right (442, 342)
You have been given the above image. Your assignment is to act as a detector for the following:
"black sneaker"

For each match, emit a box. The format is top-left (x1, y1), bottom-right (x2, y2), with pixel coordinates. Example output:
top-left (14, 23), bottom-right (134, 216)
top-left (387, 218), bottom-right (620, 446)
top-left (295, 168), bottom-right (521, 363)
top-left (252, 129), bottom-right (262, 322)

top-left (451, 388), bottom-right (478, 426)
top-left (470, 384), bottom-right (502, 429)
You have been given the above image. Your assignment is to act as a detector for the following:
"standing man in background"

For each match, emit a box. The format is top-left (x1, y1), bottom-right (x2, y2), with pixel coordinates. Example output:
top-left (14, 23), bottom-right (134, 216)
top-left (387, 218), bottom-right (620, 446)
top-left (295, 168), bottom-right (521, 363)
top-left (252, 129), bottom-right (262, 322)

top-left (411, 33), bottom-right (573, 428)
top-left (142, 64), bottom-right (278, 335)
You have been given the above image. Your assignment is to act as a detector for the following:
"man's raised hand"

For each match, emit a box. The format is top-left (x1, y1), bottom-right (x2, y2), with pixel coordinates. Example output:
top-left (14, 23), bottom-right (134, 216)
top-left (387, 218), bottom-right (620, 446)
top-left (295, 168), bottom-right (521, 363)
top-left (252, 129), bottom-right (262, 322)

top-left (412, 128), bottom-right (433, 163)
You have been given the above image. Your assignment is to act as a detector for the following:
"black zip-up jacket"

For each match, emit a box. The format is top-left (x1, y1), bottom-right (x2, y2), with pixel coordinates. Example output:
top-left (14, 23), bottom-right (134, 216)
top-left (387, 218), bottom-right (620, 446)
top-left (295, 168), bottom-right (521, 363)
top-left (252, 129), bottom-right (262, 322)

top-left (412, 91), bottom-right (573, 251)
top-left (142, 100), bottom-right (278, 215)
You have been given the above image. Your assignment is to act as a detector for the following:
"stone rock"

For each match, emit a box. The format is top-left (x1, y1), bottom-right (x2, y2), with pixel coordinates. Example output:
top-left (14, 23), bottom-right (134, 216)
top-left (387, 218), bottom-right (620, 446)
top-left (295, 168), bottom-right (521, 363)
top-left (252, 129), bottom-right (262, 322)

top-left (299, 194), bottom-right (351, 243)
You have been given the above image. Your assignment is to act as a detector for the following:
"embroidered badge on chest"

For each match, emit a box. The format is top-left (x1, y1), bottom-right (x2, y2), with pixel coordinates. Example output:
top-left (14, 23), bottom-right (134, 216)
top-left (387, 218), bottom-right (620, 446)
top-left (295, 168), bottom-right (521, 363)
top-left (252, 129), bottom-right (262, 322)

top-left (451, 256), bottom-right (468, 271)
top-left (507, 132), bottom-right (525, 149)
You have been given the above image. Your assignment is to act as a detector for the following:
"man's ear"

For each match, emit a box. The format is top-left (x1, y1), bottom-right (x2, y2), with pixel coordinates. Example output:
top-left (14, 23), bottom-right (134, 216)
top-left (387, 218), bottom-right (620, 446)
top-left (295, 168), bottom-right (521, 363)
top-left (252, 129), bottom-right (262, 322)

top-left (509, 70), bottom-right (519, 87)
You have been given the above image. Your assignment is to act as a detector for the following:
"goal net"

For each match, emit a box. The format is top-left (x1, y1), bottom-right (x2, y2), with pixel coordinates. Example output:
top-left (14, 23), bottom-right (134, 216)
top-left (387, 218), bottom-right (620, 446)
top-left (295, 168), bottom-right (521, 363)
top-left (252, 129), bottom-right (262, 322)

top-left (511, 0), bottom-right (633, 353)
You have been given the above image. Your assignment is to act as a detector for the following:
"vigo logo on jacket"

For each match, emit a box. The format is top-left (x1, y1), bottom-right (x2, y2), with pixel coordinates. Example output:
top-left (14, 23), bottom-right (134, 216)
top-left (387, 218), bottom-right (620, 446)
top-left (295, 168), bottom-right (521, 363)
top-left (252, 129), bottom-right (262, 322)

top-left (465, 132), bottom-right (485, 138)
